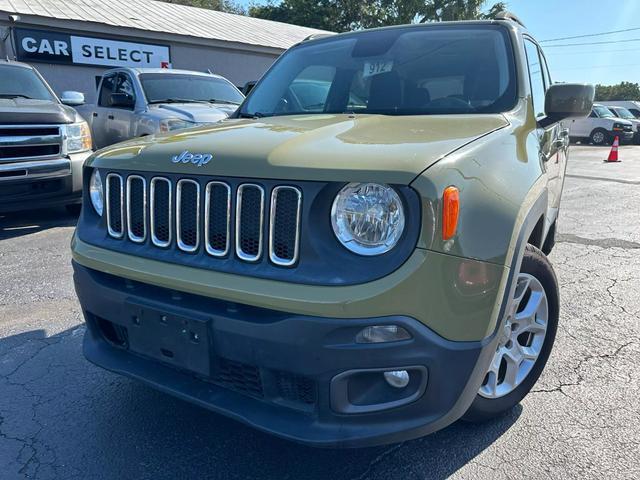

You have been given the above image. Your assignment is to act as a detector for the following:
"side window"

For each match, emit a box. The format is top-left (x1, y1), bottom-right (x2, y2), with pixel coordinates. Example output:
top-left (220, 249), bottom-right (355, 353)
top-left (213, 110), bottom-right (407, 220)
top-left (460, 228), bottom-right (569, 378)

top-left (113, 73), bottom-right (135, 109)
top-left (98, 75), bottom-right (116, 107)
top-left (589, 109), bottom-right (598, 118)
top-left (628, 108), bottom-right (640, 118)
top-left (524, 39), bottom-right (547, 119)
top-left (540, 51), bottom-right (552, 89)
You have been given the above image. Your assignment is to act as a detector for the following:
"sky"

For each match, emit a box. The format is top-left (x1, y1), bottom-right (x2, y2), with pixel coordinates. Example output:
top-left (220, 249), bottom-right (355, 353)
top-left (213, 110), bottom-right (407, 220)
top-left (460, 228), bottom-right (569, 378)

top-left (239, 0), bottom-right (640, 86)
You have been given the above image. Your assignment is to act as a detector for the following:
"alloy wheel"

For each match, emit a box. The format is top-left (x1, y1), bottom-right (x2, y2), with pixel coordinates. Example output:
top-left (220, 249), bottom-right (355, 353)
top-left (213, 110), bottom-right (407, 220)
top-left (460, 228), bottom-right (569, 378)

top-left (479, 273), bottom-right (549, 399)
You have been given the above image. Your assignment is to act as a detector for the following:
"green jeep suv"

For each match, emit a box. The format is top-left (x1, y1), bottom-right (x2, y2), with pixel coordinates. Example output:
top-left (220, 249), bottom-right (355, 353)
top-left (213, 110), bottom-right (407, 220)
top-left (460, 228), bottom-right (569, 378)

top-left (71, 16), bottom-right (594, 447)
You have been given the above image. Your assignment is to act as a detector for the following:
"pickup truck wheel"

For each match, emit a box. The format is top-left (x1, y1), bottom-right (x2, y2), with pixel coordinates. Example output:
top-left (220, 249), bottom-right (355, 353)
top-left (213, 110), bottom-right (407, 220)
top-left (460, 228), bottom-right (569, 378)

top-left (463, 244), bottom-right (559, 422)
top-left (590, 128), bottom-right (609, 146)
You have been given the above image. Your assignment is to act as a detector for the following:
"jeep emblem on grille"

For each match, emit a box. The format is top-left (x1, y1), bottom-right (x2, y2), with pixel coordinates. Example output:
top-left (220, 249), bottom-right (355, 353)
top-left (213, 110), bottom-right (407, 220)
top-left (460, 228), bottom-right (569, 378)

top-left (171, 150), bottom-right (212, 167)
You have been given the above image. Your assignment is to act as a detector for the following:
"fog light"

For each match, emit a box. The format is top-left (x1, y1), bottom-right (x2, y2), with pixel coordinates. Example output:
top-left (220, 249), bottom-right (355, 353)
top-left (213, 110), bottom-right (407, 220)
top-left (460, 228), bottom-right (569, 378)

top-left (384, 370), bottom-right (410, 389)
top-left (355, 325), bottom-right (411, 344)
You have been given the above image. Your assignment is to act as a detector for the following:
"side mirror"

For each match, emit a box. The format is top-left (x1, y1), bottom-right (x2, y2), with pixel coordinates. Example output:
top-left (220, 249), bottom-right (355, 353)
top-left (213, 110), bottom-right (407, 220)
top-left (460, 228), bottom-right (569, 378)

top-left (243, 81), bottom-right (256, 95)
top-left (110, 93), bottom-right (135, 109)
top-left (544, 83), bottom-right (595, 123)
top-left (60, 91), bottom-right (85, 106)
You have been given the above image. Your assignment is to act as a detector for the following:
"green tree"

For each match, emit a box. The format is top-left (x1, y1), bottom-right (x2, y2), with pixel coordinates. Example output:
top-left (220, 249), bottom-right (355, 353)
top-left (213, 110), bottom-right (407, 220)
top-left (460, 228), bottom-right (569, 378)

top-left (249, 0), bottom-right (507, 32)
top-left (595, 82), bottom-right (640, 102)
top-left (157, 0), bottom-right (245, 15)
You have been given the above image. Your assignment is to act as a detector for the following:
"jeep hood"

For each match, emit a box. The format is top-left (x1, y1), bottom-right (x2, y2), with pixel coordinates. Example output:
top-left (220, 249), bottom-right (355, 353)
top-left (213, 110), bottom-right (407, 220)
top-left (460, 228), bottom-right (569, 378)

top-left (91, 114), bottom-right (509, 184)
top-left (0, 98), bottom-right (76, 125)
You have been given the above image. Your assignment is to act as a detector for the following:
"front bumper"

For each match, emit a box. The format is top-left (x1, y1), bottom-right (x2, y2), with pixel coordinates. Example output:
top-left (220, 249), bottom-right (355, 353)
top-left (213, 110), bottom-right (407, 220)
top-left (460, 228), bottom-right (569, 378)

top-left (613, 130), bottom-right (635, 143)
top-left (74, 262), bottom-right (498, 447)
top-left (0, 152), bottom-right (90, 213)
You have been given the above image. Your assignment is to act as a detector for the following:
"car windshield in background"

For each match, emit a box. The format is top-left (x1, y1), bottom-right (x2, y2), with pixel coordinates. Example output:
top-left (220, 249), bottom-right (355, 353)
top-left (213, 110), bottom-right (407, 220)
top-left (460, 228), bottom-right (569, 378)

top-left (594, 105), bottom-right (615, 118)
top-left (613, 107), bottom-right (636, 120)
top-left (140, 74), bottom-right (244, 105)
top-left (241, 25), bottom-right (516, 118)
top-left (0, 66), bottom-right (55, 101)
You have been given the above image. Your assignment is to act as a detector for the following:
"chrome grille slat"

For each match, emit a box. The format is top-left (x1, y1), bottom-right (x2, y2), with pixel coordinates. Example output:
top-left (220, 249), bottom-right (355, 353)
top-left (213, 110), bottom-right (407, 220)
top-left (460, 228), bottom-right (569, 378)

top-left (150, 177), bottom-right (172, 247)
top-left (269, 186), bottom-right (302, 267)
top-left (205, 181), bottom-right (231, 257)
top-left (235, 184), bottom-right (265, 262)
top-left (126, 175), bottom-right (147, 243)
top-left (176, 179), bottom-right (200, 252)
top-left (106, 173), bottom-right (124, 238)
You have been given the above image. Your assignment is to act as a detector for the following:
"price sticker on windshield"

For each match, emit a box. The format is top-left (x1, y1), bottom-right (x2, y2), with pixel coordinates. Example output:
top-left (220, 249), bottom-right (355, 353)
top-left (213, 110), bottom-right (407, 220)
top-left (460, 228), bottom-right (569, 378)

top-left (363, 60), bottom-right (394, 78)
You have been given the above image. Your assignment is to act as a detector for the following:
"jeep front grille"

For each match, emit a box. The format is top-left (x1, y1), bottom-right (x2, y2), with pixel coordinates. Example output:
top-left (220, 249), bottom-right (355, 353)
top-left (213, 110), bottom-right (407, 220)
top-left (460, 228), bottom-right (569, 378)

top-left (104, 173), bottom-right (302, 267)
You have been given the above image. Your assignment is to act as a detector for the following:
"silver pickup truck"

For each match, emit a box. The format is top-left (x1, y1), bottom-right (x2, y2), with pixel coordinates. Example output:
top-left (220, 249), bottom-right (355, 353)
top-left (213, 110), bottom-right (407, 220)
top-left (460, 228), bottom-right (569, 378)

top-left (77, 68), bottom-right (244, 149)
top-left (0, 60), bottom-right (92, 214)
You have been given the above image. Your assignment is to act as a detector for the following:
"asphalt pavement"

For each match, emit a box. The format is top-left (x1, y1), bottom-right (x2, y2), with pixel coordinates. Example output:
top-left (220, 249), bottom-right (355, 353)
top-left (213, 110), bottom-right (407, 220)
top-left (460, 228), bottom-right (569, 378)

top-left (1, 145), bottom-right (639, 479)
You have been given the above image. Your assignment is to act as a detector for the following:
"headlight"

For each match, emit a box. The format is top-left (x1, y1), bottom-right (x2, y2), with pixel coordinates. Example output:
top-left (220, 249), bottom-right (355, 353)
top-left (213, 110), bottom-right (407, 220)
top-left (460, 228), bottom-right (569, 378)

top-left (331, 183), bottom-right (405, 255)
top-left (89, 170), bottom-right (103, 217)
top-left (159, 118), bottom-right (198, 133)
top-left (63, 121), bottom-right (92, 153)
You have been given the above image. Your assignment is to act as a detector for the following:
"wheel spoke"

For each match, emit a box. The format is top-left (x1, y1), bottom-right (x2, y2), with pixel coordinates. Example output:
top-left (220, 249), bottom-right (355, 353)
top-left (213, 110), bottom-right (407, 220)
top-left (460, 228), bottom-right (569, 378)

top-left (513, 275), bottom-right (532, 308)
top-left (503, 354), bottom-right (520, 388)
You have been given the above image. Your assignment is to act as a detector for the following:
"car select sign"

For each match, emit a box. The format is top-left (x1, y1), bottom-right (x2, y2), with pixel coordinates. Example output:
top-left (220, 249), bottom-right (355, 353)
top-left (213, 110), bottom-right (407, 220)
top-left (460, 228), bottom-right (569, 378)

top-left (14, 28), bottom-right (170, 68)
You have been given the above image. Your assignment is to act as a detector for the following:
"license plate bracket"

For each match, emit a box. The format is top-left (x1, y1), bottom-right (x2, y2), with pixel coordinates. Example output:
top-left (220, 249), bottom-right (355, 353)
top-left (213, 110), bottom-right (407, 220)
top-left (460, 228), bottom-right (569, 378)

top-left (125, 301), bottom-right (211, 377)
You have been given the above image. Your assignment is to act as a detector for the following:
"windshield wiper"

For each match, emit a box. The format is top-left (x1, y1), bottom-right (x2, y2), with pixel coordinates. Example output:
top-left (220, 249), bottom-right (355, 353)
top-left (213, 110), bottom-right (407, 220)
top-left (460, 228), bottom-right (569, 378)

top-left (238, 111), bottom-right (266, 119)
top-left (208, 99), bottom-right (241, 105)
top-left (0, 94), bottom-right (33, 99)
top-left (148, 98), bottom-right (209, 104)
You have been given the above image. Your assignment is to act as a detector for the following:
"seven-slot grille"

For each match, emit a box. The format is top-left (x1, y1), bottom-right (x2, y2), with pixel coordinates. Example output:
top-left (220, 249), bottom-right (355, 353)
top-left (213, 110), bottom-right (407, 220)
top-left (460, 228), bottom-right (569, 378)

top-left (104, 173), bottom-right (302, 267)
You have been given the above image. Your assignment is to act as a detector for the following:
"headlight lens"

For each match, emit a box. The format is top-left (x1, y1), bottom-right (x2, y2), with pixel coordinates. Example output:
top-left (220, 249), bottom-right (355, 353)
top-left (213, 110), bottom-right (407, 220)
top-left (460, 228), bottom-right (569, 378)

top-left (159, 118), bottom-right (199, 133)
top-left (331, 182), bottom-right (405, 255)
top-left (63, 121), bottom-right (92, 153)
top-left (89, 170), bottom-right (103, 217)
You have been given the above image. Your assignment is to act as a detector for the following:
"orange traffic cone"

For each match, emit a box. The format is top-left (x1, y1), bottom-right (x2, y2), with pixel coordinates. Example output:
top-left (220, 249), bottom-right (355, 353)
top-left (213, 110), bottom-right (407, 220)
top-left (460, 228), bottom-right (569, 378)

top-left (605, 136), bottom-right (621, 162)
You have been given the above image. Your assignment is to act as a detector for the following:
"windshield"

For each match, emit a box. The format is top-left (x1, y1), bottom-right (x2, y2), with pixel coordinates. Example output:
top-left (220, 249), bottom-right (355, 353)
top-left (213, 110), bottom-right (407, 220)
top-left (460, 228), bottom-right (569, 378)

top-left (0, 66), bottom-right (55, 101)
top-left (240, 25), bottom-right (516, 118)
top-left (613, 107), bottom-right (635, 120)
top-left (140, 74), bottom-right (244, 104)
top-left (594, 105), bottom-right (615, 118)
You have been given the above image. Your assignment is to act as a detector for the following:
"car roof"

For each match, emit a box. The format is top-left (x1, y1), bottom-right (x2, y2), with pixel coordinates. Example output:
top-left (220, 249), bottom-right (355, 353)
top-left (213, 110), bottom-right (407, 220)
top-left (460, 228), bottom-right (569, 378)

top-left (0, 60), bottom-right (34, 70)
top-left (114, 67), bottom-right (227, 80)
top-left (300, 17), bottom-right (530, 47)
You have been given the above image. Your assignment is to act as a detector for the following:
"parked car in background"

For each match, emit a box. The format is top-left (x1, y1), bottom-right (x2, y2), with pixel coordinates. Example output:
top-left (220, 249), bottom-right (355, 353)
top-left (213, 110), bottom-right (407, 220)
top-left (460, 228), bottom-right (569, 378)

top-left (77, 68), bottom-right (244, 149)
top-left (569, 103), bottom-right (634, 145)
top-left (0, 60), bottom-right (92, 214)
top-left (600, 100), bottom-right (640, 119)
top-left (606, 105), bottom-right (640, 144)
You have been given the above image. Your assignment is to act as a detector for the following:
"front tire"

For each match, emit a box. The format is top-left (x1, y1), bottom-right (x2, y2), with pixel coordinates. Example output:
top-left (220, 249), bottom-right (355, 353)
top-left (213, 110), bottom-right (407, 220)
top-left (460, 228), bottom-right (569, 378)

top-left (463, 245), bottom-right (559, 422)
top-left (590, 128), bottom-right (610, 146)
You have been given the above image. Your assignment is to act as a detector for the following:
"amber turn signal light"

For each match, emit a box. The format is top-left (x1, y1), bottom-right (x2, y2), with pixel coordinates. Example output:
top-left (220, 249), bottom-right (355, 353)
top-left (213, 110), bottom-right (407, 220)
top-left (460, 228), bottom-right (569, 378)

top-left (442, 186), bottom-right (460, 240)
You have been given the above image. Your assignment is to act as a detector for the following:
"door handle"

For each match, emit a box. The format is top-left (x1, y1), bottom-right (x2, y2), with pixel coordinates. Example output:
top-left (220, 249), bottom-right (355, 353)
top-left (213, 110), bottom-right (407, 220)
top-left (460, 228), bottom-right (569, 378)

top-left (107, 114), bottom-right (115, 120)
top-left (92, 112), bottom-right (98, 117)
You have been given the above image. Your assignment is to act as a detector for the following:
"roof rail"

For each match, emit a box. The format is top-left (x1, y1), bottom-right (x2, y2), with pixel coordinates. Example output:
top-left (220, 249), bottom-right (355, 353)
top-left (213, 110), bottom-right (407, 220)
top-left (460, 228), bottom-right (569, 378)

top-left (302, 33), bottom-right (335, 42)
top-left (494, 11), bottom-right (526, 28)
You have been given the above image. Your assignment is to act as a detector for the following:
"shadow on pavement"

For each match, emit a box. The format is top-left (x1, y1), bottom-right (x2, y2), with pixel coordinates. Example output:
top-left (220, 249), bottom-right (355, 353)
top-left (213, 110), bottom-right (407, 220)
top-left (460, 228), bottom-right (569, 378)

top-left (0, 207), bottom-right (78, 241)
top-left (0, 326), bottom-right (522, 480)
